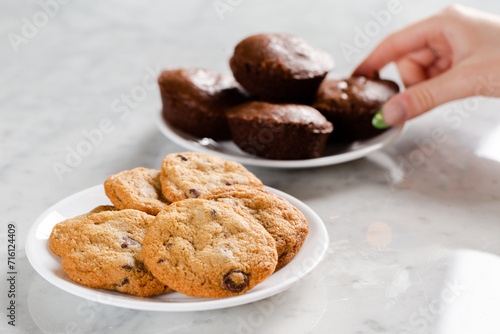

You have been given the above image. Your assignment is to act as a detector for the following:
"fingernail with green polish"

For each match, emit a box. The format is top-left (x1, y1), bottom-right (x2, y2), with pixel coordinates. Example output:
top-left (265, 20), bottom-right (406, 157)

top-left (372, 110), bottom-right (389, 129)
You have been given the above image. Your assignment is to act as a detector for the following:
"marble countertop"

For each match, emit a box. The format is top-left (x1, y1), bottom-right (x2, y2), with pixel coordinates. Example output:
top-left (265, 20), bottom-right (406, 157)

top-left (2, 0), bottom-right (500, 333)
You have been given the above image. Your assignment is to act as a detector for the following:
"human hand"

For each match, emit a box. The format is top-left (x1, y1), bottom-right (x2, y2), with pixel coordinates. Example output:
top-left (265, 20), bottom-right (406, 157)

top-left (353, 4), bottom-right (500, 127)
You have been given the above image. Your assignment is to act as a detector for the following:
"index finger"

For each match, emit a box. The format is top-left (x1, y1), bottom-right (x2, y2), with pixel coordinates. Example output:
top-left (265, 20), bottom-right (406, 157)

top-left (352, 16), bottom-right (441, 77)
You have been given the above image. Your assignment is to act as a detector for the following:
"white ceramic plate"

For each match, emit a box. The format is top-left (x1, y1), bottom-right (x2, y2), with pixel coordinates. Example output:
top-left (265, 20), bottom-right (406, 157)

top-left (157, 112), bottom-right (405, 168)
top-left (26, 185), bottom-right (329, 312)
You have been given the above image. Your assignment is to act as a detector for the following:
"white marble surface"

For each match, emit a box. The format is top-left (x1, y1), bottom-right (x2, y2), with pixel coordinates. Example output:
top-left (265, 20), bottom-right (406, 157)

top-left (2, 0), bottom-right (500, 333)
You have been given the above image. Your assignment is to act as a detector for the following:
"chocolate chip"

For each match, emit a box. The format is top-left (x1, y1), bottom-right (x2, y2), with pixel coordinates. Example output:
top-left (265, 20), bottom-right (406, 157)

top-left (122, 264), bottom-right (133, 271)
top-left (222, 269), bottom-right (248, 293)
top-left (189, 188), bottom-right (202, 198)
top-left (166, 243), bottom-right (173, 248)
top-left (225, 180), bottom-right (233, 186)
top-left (121, 277), bottom-right (129, 285)
top-left (177, 154), bottom-right (188, 161)
top-left (210, 209), bottom-right (217, 218)
top-left (220, 198), bottom-right (237, 206)
top-left (157, 259), bottom-right (165, 264)
top-left (121, 236), bottom-right (139, 248)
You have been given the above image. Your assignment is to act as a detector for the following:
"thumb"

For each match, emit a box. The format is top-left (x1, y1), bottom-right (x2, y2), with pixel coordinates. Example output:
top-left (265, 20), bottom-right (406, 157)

top-left (381, 67), bottom-right (475, 125)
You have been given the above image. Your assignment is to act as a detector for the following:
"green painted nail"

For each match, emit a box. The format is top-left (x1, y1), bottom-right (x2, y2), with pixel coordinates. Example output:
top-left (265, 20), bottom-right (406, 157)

top-left (372, 110), bottom-right (389, 129)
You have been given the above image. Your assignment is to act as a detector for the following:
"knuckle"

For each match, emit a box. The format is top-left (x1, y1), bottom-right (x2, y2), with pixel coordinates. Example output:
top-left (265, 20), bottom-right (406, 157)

top-left (409, 86), bottom-right (437, 114)
top-left (439, 3), bottom-right (470, 24)
top-left (442, 3), bottom-right (463, 15)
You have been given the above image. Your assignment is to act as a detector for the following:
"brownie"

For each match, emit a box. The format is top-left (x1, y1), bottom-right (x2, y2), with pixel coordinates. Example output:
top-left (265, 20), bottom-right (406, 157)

top-left (226, 101), bottom-right (333, 160)
top-left (312, 76), bottom-right (399, 142)
top-left (230, 33), bottom-right (334, 103)
top-left (158, 68), bottom-right (248, 140)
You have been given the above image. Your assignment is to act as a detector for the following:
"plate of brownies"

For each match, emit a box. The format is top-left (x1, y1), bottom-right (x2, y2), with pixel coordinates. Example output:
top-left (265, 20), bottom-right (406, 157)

top-left (157, 33), bottom-right (405, 168)
top-left (26, 152), bottom-right (329, 311)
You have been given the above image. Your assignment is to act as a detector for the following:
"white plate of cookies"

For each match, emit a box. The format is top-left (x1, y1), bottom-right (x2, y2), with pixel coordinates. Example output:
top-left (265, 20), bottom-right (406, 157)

top-left (26, 152), bottom-right (329, 311)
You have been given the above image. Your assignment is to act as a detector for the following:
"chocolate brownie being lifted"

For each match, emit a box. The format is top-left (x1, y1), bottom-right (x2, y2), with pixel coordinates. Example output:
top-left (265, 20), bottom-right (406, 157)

top-left (312, 76), bottom-right (399, 142)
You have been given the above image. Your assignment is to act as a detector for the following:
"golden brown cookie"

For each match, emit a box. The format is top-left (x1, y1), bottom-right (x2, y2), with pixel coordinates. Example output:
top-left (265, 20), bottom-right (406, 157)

top-left (159, 152), bottom-right (263, 202)
top-left (53, 209), bottom-right (172, 297)
top-left (104, 168), bottom-right (170, 215)
top-left (49, 205), bottom-right (118, 256)
top-left (201, 185), bottom-right (309, 270)
top-left (143, 199), bottom-right (277, 298)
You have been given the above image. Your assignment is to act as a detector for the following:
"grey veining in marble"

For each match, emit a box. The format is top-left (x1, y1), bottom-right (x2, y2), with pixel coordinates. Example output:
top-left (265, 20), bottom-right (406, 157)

top-left (2, 0), bottom-right (500, 333)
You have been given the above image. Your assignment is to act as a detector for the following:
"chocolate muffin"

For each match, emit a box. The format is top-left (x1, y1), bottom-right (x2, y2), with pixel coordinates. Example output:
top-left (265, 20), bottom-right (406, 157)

top-left (312, 76), bottom-right (399, 142)
top-left (226, 101), bottom-right (333, 160)
top-left (158, 68), bottom-right (248, 140)
top-left (230, 33), bottom-right (334, 103)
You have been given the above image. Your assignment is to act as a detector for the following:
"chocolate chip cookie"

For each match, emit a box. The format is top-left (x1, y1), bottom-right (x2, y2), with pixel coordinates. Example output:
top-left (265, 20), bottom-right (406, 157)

top-left (53, 209), bottom-right (172, 297)
top-left (201, 185), bottom-right (309, 270)
top-left (49, 205), bottom-right (118, 256)
top-left (143, 199), bottom-right (277, 298)
top-left (159, 152), bottom-right (263, 202)
top-left (104, 168), bottom-right (170, 215)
